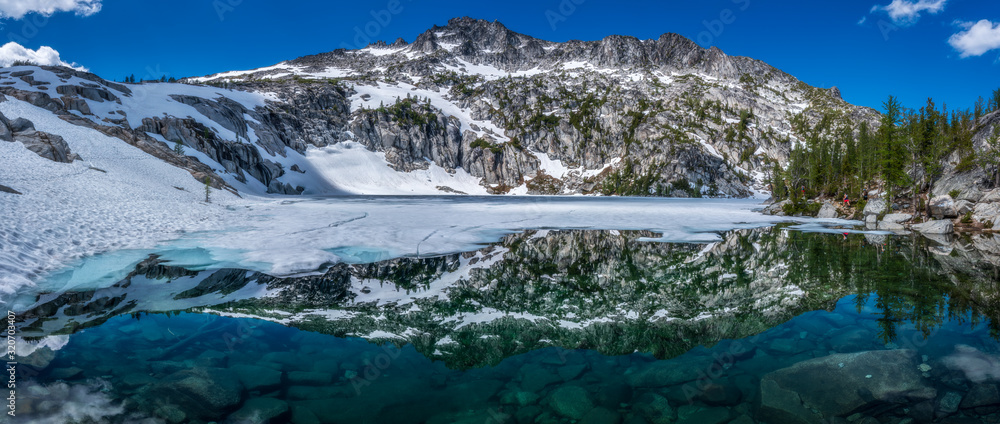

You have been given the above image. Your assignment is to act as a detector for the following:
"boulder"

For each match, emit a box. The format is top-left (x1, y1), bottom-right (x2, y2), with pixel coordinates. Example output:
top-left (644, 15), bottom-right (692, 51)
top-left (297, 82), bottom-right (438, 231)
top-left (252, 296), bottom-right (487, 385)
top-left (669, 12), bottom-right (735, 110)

top-left (882, 213), bottom-right (911, 224)
top-left (9, 117), bottom-right (34, 132)
top-left (291, 405), bottom-right (322, 424)
top-left (580, 407), bottom-right (621, 424)
top-left (827, 327), bottom-right (877, 353)
top-left (141, 367), bottom-right (244, 420)
top-left (12, 130), bottom-right (80, 163)
top-left (558, 363), bottom-right (588, 381)
top-left (633, 392), bottom-right (676, 424)
top-left (863, 199), bottom-right (887, 216)
top-left (518, 363), bottom-right (562, 391)
top-left (939, 391), bottom-right (963, 415)
top-left (230, 364), bottom-right (281, 390)
top-left (912, 220), bottom-right (954, 234)
top-left (48, 367), bottom-right (83, 380)
top-left (500, 390), bottom-right (541, 406)
top-left (287, 371), bottom-right (332, 385)
top-left (960, 384), bottom-right (1000, 410)
top-left (816, 202), bottom-right (838, 219)
top-left (865, 214), bottom-right (877, 229)
top-left (625, 355), bottom-right (714, 387)
top-left (676, 405), bottom-right (732, 424)
top-left (930, 195), bottom-right (959, 218)
top-left (227, 397), bottom-right (289, 424)
top-left (877, 221), bottom-right (905, 232)
top-left (261, 351), bottom-right (307, 371)
top-left (547, 386), bottom-right (594, 420)
top-left (758, 350), bottom-right (935, 424)
top-left (762, 200), bottom-right (789, 216)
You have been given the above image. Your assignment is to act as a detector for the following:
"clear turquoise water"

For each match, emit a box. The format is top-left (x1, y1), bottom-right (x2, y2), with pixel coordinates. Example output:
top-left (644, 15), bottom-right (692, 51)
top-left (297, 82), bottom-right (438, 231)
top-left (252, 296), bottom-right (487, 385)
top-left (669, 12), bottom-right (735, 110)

top-left (9, 228), bottom-right (1000, 423)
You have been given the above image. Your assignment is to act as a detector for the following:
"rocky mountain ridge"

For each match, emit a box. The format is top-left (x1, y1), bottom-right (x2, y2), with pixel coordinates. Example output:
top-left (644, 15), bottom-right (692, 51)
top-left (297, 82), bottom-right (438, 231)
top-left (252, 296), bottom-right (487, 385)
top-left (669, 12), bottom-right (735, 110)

top-left (2, 17), bottom-right (886, 197)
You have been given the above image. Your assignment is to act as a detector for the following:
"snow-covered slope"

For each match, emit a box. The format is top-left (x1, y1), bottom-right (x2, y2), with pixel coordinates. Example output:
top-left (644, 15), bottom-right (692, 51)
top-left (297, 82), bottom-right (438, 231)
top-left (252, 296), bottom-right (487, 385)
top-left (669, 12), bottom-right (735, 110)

top-left (0, 97), bottom-right (244, 300)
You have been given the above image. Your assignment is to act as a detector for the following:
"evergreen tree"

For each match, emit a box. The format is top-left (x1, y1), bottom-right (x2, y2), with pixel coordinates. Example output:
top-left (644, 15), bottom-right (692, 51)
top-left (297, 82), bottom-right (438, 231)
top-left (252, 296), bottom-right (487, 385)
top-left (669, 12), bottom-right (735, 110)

top-left (173, 140), bottom-right (184, 156)
top-left (979, 127), bottom-right (1000, 188)
top-left (204, 177), bottom-right (212, 203)
top-left (878, 95), bottom-right (907, 196)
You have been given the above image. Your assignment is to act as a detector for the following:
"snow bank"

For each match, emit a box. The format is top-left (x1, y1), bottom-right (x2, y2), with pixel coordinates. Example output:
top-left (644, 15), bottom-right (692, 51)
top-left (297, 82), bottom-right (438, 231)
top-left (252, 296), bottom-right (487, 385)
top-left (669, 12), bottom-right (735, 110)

top-left (0, 99), bottom-right (244, 306)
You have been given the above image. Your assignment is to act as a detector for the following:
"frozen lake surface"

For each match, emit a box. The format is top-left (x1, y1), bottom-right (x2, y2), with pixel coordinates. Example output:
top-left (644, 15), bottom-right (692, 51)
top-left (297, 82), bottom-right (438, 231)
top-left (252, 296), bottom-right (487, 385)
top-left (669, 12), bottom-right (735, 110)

top-left (8, 196), bottom-right (870, 308)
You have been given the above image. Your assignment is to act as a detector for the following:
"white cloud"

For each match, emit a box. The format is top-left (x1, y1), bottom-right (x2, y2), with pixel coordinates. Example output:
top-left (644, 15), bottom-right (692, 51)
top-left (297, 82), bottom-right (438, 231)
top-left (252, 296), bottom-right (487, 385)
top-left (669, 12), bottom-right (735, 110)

top-left (949, 20), bottom-right (1000, 58)
top-left (0, 0), bottom-right (101, 20)
top-left (858, 16), bottom-right (868, 25)
top-left (0, 42), bottom-right (86, 70)
top-left (873, 0), bottom-right (947, 25)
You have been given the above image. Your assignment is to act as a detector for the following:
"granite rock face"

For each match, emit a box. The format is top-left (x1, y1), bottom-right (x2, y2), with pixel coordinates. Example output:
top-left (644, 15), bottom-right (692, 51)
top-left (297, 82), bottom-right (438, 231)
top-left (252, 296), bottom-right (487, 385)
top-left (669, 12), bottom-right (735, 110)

top-left (0, 17), bottom-right (887, 197)
top-left (5, 19), bottom-right (1000, 199)
top-left (0, 111), bottom-right (80, 163)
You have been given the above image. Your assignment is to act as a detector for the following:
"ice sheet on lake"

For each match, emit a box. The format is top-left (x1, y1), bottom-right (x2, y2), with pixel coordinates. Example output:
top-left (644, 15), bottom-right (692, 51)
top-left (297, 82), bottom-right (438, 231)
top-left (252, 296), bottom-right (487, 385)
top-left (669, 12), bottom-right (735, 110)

top-left (158, 197), bottom-right (857, 277)
top-left (5, 193), bottom-right (879, 305)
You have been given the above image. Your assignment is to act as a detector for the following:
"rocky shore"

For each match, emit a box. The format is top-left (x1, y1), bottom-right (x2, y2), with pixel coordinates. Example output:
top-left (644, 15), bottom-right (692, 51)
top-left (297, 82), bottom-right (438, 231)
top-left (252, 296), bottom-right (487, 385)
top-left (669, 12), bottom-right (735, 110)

top-left (762, 188), bottom-right (1000, 235)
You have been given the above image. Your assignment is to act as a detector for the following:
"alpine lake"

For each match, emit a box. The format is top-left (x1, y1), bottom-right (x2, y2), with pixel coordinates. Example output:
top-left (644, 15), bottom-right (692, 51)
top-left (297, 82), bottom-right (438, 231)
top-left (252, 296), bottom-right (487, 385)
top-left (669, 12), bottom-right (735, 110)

top-left (7, 198), bottom-right (1000, 424)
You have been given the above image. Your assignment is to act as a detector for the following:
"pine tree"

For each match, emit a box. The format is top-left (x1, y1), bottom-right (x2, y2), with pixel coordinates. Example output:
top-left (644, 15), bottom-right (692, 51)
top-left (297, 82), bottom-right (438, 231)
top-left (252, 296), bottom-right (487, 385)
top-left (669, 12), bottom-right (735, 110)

top-left (204, 177), bottom-right (212, 203)
top-left (979, 127), bottom-right (1000, 188)
top-left (878, 95), bottom-right (906, 196)
top-left (173, 141), bottom-right (184, 156)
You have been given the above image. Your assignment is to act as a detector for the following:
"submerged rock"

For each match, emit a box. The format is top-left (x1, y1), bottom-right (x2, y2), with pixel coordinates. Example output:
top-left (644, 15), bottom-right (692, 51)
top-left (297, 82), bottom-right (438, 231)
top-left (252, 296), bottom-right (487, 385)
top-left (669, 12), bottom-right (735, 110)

top-left (960, 384), bottom-right (1000, 412)
top-left (140, 367), bottom-right (244, 420)
top-left (228, 397), bottom-right (289, 424)
top-left (758, 350), bottom-right (935, 424)
top-left (519, 363), bottom-right (561, 391)
top-left (48, 367), bottom-right (83, 380)
top-left (500, 390), bottom-right (541, 406)
top-left (625, 355), bottom-right (714, 387)
top-left (230, 364), bottom-right (282, 391)
top-left (633, 392), bottom-right (676, 424)
top-left (581, 406), bottom-right (621, 424)
top-left (547, 385), bottom-right (594, 419)
top-left (938, 391), bottom-right (963, 416)
top-left (676, 405), bottom-right (731, 424)
top-left (287, 371), bottom-right (333, 385)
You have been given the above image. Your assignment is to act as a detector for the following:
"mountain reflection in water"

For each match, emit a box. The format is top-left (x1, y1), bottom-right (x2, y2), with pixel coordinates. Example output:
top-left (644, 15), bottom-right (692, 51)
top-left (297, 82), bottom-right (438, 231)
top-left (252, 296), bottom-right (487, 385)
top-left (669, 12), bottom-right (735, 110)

top-left (11, 226), bottom-right (1000, 423)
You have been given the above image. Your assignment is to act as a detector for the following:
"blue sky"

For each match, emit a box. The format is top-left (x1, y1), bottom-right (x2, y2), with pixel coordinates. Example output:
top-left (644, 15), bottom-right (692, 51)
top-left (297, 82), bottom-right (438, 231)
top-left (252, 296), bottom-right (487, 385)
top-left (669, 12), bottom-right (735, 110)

top-left (0, 0), bottom-right (997, 112)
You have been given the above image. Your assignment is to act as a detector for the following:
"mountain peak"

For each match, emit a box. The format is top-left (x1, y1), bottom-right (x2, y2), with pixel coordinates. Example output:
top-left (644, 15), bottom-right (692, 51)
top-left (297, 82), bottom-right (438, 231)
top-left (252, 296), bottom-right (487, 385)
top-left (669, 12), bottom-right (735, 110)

top-left (410, 16), bottom-right (541, 54)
